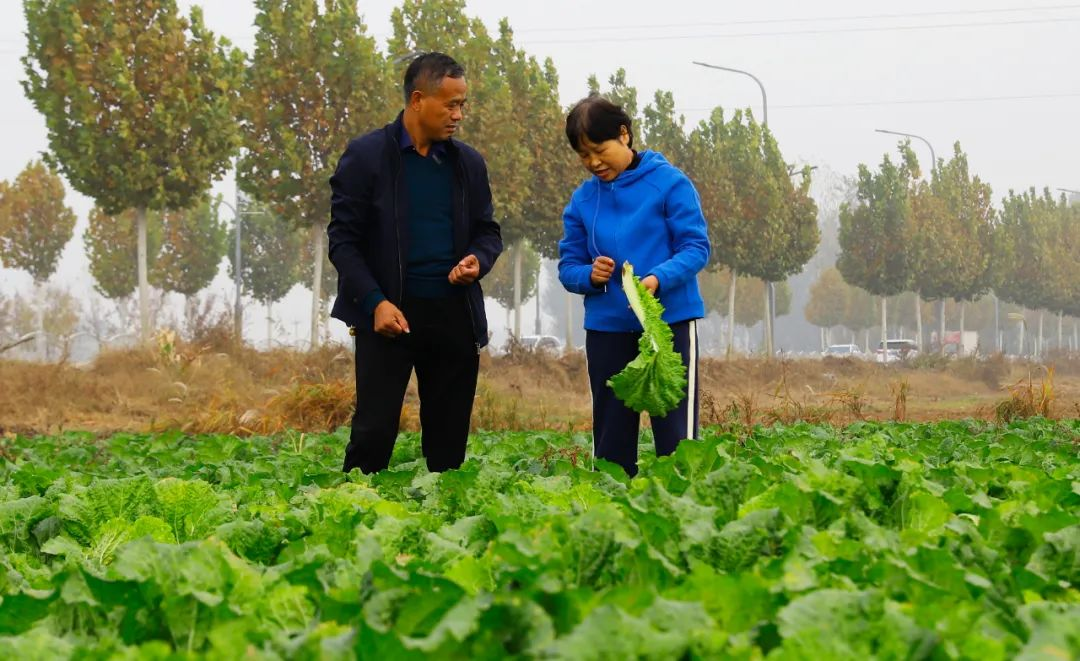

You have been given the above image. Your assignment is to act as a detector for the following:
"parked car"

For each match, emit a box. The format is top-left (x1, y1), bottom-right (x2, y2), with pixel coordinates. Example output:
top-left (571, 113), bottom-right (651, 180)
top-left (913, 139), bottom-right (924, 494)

top-left (824, 343), bottom-right (865, 359)
top-left (519, 335), bottom-right (564, 355)
top-left (875, 339), bottom-right (919, 363)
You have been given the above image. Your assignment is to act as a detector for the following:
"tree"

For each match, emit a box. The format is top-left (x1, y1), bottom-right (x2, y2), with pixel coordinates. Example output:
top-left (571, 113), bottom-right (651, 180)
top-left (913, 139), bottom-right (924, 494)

top-left (242, 0), bottom-right (391, 347)
top-left (153, 196), bottom-right (227, 317)
top-left (8, 286), bottom-right (80, 360)
top-left (837, 143), bottom-right (917, 354)
top-left (0, 161), bottom-right (76, 359)
top-left (23, 0), bottom-right (243, 342)
top-left (910, 142), bottom-right (995, 354)
top-left (484, 242), bottom-right (539, 333)
top-left (700, 269), bottom-right (789, 349)
top-left (805, 267), bottom-right (848, 345)
top-left (227, 200), bottom-right (304, 347)
top-left (0, 161), bottom-right (76, 283)
top-left (492, 19), bottom-right (563, 338)
top-left (843, 285), bottom-right (880, 349)
top-left (993, 189), bottom-right (1064, 358)
top-left (642, 90), bottom-right (690, 168)
top-left (687, 107), bottom-right (787, 357)
top-left (85, 207), bottom-right (163, 300)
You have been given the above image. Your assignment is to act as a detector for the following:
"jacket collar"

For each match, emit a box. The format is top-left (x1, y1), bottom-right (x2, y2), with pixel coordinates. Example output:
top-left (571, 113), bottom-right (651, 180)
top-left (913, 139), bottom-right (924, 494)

top-left (387, 111), bottom-right (458, 156)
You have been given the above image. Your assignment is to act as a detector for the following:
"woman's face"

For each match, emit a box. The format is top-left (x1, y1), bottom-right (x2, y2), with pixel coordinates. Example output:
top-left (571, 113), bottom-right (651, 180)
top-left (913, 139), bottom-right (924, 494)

top-left (575, 126), bottom-right (633, 182)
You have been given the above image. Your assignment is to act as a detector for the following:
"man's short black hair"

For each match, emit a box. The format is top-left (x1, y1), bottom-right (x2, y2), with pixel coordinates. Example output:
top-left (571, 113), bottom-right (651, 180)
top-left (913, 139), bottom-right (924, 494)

top-left (565, 95), bottom-right (634, 151)
top-left (403, 52), bottom-right (465, 103)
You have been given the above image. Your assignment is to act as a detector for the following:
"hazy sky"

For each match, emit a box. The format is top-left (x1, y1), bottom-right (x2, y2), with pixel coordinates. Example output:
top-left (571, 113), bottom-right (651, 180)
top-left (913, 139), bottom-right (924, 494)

top-left (1, 1), bottom-right (1078, 347)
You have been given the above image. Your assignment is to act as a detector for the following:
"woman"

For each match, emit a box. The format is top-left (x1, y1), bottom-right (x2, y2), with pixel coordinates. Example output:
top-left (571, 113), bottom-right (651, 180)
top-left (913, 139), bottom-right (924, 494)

top-left (558, 95), bottom-right (711, 477)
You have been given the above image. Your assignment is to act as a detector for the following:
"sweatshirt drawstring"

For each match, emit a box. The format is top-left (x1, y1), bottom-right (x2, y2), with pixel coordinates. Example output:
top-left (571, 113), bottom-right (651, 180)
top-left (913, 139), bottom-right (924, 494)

top-left (590, 185), bottom-right (607, 293)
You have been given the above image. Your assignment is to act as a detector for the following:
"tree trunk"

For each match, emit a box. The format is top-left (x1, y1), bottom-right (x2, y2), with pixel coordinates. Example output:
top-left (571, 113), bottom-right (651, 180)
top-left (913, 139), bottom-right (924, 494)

top-left (136, 207), bottom-right (150, 343)
top-left (309, 223), bottom-right (324, 349)
top-left (1037, 311), bottom-right (1044, 359)
top-left (512, 244), bottom-right (522, 340)
top-left (1057, 310), bottom-right (1063, 352)
top-left (767, 281), bottom-right (776, 357)
top-left (1018, 314), bottom-right (1026, 357)
top-left (323, 298), bottom-right (331, 345)
top-left (915, 293), bottom-right (923, 351)
top-left (34, 281), bottom-right (46, 361)
top-left (535, 271), bottom-right (541, 336)
top-left (880, 295), bottom-right (888, 362)
top-left (565, 289), bottom-right (573, 352)
top-left (764, 282), bottom-right (773, 356)
top-left (959, 300), bottom-right (966, 357)
top-left (939, 299), bottom-right (946, 356)
top-left (726, 269), bottom-right (737, 360)
top-left (993, 294), bottom-right (1000, 353)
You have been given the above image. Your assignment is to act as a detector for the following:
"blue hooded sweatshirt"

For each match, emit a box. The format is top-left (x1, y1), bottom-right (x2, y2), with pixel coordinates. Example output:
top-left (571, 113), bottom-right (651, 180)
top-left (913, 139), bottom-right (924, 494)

top-left (558, 150), bottom-right (711, 332)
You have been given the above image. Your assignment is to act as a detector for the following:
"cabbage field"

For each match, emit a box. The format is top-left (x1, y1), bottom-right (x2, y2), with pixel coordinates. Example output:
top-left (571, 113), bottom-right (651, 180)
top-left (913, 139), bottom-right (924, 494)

top-left (1, 421), bottom-right (1078, 659)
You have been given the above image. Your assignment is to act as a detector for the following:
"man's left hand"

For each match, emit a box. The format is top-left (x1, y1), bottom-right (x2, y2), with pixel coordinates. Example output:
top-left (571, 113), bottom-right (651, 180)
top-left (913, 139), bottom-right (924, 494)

top-left (641, 275), bottom-right (659, 295)
top-left (449, 254), bottom-right (480, 285)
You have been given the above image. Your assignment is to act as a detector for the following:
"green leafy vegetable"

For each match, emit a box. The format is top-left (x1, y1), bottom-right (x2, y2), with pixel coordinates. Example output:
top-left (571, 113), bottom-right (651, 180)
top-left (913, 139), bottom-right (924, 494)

top-left (607, 262), bottom-right (688, 416)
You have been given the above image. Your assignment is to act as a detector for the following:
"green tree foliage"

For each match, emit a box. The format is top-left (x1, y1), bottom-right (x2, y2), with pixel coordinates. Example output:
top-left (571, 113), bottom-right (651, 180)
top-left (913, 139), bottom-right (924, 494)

top-left (22, 0), bottom-right (243, 341)
top-left (701, 270), bottom-right (790, 328)
top-left (838, 144), bottom-right (917, 299)
top-left (226, 201), bottom-right (303, 310)
top-left (911, 143), bottom-right (995, 304)
top-left (642, 90), bottom-right (690, 167)
top-left (152, 196), bottom-right (227, 302)
top-left (686, 107), bottom-right (814, 355)
top-left (838, 143), bottom-right (918, 350)
top-left (0, 161), bottom-right (76, 284)
top-left (993, 189), bottom-right (1063, 314)
top-left (242, 0), bottom-right (391, 346)
top-left (484, 242), bottom-right (539, 312)
top-left (804, 268), bottom-right (849, 330)
top-left (84, 207), bottom-right (163, 300)
top-left (843, 286), bottom-right (880, 335)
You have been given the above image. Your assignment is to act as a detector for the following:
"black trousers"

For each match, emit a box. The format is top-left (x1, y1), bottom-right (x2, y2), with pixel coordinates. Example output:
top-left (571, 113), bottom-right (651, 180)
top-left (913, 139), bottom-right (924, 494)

top-left (343, 295), bottom-right (479, 474)
top-left (586, 320), bottom-right (699, 476)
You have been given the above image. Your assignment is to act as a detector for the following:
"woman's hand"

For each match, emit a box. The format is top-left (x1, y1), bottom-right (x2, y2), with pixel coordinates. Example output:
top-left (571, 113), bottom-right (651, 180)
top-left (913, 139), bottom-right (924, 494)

top-left (590, 256), bottom-right (615, 287)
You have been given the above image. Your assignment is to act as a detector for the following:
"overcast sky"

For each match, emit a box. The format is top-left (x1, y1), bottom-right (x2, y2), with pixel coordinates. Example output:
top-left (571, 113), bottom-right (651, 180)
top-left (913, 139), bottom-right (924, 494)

top-left (1, 1), bottom-right (1078, 347)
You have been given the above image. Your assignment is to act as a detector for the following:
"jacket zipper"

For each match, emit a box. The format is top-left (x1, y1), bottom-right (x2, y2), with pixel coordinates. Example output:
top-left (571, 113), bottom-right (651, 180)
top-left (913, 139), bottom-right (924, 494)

top-left (458, 164), bottom-right (480, 354)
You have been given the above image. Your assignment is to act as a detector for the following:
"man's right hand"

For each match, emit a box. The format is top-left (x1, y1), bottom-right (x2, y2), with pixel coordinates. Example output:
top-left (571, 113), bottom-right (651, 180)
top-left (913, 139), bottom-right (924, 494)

top-left (590, 256), bottom-right (615, 287)
top-left (373, 300), bottom-right (410, 337)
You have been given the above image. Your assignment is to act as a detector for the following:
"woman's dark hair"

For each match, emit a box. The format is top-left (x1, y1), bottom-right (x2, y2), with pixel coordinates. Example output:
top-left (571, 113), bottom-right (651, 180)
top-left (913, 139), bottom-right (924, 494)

top-left (565, 95), bottom-right (634, 151)
top-left (403, 52), bottom-right (465, 103)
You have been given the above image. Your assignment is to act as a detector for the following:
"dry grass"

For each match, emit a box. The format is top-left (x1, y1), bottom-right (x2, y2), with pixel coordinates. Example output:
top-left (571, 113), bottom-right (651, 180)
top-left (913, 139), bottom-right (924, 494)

top-left (3, 339), bottom-right (1080, 436)
top-left (994, 366), bottom-right (1055, 423)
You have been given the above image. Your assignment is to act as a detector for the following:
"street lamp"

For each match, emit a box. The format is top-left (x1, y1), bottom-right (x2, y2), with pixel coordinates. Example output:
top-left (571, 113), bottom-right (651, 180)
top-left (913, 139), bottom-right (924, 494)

top-left (874, 128), bottom-right (940, 354)
top-left (691, 61), bottom-right (768, 126)
top-left (692, 61), bottom-right (776, 355)
top-left (219, 196), bottom-right (272, 342)
top-left (874, 128), bottom-right (936, 175)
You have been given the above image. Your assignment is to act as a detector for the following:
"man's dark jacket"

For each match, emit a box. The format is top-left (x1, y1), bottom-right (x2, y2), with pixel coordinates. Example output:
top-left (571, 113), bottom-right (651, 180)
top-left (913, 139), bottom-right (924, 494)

top-left (327, 113), bottom-right (502, 348)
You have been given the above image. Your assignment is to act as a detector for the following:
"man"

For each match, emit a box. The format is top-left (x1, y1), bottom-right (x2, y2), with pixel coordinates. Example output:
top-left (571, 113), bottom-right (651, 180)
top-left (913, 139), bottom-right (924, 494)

top-left (328, 53), bottom-right (502, 474)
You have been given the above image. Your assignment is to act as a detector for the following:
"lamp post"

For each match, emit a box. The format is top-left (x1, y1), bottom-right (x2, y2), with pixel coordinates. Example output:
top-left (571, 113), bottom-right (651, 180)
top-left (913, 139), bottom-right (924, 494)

top-left (219, 196), bottom-right (271, 343)
top-left (692, 61), bottom-right (776, 356)
top-left (874, 128), bottom-right (939, 355)
top-left (874, 128), bottom-right (936, 175)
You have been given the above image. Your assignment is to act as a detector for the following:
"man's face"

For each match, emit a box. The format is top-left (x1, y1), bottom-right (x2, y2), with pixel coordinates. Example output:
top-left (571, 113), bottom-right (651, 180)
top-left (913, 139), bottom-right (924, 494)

top-left (412, 75), bottom-right (468, 142)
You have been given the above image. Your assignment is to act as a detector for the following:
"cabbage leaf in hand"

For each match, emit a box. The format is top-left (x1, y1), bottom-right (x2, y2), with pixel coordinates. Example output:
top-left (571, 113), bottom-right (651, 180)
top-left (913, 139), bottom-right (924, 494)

top-left (607, 262), bottom-right (688, 416)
